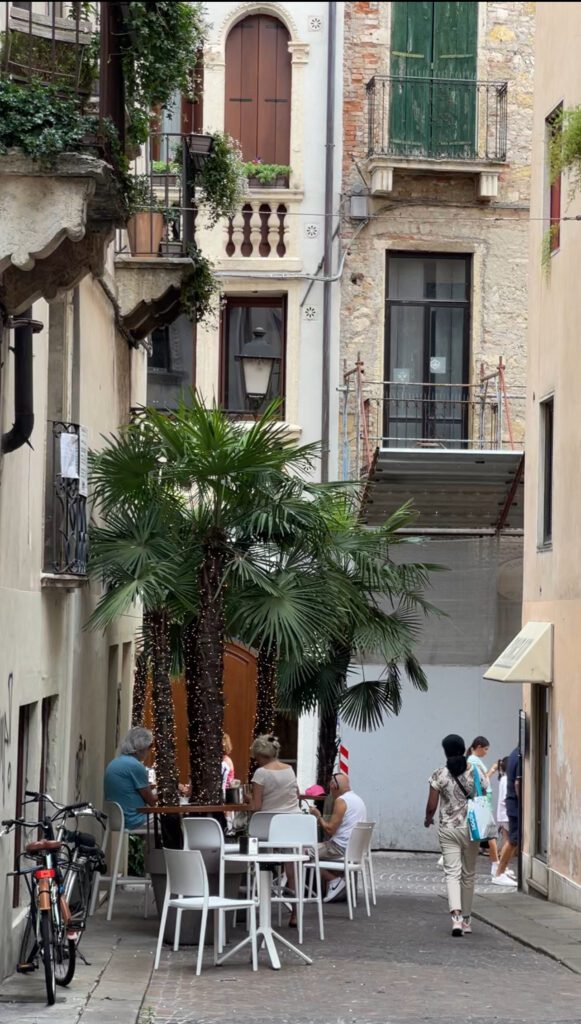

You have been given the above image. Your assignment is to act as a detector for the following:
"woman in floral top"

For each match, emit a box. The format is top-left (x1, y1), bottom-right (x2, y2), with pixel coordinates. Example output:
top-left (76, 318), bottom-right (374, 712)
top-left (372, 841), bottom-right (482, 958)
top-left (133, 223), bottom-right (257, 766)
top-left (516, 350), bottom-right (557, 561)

top-left (424, 734), bottom-right (488, 937)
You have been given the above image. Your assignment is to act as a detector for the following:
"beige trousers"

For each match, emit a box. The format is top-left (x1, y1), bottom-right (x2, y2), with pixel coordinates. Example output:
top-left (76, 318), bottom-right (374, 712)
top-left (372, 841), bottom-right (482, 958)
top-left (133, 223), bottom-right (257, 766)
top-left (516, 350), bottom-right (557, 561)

top-left (439, 822), bottom-right (479, 916)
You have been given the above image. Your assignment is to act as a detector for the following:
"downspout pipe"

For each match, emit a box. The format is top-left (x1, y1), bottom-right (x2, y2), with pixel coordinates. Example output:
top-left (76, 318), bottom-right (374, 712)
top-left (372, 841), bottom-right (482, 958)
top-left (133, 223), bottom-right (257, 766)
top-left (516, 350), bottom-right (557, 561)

top-left (321, 0), bottom-right (337, 483)
top-left (1, 311), bottom-right (43, 454)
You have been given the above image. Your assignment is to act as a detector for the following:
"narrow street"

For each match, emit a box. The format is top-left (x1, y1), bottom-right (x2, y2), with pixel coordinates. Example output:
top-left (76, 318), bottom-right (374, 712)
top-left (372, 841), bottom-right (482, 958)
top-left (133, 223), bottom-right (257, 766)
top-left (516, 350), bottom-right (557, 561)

top-left (2, 854), bottom-right (581, 1024)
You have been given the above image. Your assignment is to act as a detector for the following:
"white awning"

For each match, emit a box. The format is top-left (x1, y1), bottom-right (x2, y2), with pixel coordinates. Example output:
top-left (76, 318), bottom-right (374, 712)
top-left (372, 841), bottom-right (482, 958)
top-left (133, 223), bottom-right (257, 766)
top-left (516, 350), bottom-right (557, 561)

top-left (484, 622), bottom-right (553, 684)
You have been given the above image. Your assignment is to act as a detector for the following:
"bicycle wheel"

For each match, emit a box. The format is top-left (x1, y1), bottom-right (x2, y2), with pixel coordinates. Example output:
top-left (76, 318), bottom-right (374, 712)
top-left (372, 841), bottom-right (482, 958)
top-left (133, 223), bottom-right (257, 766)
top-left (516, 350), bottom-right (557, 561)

top-left (54, 922), bottom-right (76, 986)
top-left (39, 909), bottom-right (56, 1005)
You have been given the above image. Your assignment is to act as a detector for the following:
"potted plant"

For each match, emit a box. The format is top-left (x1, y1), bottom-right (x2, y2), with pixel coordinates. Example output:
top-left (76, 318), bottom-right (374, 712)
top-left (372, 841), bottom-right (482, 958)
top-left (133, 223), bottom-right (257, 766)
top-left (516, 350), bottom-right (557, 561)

top-left (241, 160), bottom-right (291, 189)
top-left (126, 174), bottom-right (165, 256)
top-left (151, 159), bottom-right (180, 188)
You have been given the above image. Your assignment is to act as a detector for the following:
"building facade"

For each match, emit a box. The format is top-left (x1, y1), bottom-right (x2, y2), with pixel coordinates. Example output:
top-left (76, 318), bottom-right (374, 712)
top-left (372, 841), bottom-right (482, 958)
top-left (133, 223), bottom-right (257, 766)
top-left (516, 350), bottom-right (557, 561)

top-left (336, 1), bottom-right (535, 848)
top-left (519, 0), bottom-right (581, 910)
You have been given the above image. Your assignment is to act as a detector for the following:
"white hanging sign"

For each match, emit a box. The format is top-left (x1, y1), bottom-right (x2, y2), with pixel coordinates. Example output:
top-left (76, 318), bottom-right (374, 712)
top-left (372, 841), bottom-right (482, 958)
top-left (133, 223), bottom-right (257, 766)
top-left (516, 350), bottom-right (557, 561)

top-left (78, 426), bottom-right (89, 498)
top-left (60, 432), bottom-right (79, 479)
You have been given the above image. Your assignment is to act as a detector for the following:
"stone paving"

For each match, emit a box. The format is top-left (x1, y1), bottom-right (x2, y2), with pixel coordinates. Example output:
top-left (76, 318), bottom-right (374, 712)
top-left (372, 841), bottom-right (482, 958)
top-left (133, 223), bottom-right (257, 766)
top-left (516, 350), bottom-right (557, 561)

top-left (2, 854), bottom-right (581, 1024)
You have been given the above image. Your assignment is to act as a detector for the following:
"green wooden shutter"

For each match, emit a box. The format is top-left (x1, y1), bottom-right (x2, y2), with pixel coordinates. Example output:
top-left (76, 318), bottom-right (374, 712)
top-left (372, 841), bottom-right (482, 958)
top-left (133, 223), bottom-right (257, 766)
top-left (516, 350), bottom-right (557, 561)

top-left (389, 2), bottom-right (433, 155)
top-left (431, 2), bottom-right (478, 157)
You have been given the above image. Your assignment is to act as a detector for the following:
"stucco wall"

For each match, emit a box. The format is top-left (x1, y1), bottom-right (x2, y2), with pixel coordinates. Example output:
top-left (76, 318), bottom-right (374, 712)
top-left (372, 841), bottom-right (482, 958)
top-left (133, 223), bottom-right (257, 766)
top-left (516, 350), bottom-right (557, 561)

top-left (0, 273), bottom-right (145, 980)
top-left (523, 2), bottom-right (581, 900)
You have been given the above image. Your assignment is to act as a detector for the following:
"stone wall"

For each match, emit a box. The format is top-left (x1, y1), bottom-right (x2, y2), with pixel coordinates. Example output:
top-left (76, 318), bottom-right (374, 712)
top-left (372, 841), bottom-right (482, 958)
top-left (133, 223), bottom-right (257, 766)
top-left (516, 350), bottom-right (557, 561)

top-left (339, 2), bottom-right (535, 455)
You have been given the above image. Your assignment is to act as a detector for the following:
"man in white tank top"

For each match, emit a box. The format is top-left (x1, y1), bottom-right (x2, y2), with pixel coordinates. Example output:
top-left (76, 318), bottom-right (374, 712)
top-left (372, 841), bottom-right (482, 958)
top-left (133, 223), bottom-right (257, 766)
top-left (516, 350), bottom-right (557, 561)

top-left (309, 772), bottom-right (367, 901)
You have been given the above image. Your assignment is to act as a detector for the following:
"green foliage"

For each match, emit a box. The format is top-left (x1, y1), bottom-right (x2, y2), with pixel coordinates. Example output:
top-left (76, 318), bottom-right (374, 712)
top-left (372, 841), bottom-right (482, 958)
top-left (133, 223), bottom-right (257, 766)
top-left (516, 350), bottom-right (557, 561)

top-left (1, 27), bottom-right (97, 94)
top-left (241, 161), bottom-right (291, 185)
top-left (0, 76), bottom-right (112, 163)
top-left (128, 834), bottom-right (145, 876)
top-left (541, 223), bottom-right (560, 276)
top-left (126, 174), bottom-right (165, 216)
top-left (120, 2), bottom-right (207, 145)
top-left (549, 106), bottom-right (581, 198)
top-left (181, 243), bottom-right (219, 325)
top-left (198, 132), bottom-right (247, 225)
top-left (152, 159), bottom-right (179, 175)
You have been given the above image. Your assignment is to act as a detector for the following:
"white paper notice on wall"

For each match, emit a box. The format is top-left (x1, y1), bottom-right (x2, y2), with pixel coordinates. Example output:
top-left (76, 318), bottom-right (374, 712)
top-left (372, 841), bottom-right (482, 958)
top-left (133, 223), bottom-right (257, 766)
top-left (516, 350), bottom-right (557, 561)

top-left (60, 432), bottom-right (79, 479)
top-left (79, 426), bottom-right (89, 498)
top-left (430, 356), bottom-right (447, 374)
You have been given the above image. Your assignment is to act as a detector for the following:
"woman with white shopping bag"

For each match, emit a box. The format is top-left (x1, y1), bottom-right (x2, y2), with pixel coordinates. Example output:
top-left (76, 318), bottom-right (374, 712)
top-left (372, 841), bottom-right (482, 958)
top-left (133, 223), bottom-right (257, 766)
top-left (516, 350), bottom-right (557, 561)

top-left (424, 734), bottom-right (490, 937)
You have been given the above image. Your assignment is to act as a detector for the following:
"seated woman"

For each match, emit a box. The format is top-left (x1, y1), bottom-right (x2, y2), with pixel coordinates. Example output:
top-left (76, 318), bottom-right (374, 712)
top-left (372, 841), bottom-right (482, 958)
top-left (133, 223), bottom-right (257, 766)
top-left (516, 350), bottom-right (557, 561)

top-left (245, 734), bottom-right (300, 926)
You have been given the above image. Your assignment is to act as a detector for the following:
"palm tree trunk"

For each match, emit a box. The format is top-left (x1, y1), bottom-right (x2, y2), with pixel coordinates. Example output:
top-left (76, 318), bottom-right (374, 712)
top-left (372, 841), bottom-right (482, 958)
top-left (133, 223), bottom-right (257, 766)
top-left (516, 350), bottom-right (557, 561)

top-left (184, 538), bottom-right (225, 804)
top-left (131, 649), bottom-right (148, 727)
top-left (148, 610), bottom-right (179, 807)
top-left (316, 641), bottom-right (352, 789)
top-left (254, 640), bottom-right (278, 738)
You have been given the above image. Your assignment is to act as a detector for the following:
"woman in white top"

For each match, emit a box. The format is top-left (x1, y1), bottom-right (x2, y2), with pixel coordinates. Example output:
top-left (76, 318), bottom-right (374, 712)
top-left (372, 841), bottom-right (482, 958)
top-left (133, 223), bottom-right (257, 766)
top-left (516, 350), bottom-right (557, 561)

top-left (466, 736), bottom-right (499, 876)
top-left (245, 734), bottom-right (300, 924)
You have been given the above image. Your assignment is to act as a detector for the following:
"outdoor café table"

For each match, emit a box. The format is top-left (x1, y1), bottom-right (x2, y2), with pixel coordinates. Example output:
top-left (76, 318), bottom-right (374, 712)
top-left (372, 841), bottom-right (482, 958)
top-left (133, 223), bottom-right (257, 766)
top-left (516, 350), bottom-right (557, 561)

top-left (220, 852), bottom-right (312, 970)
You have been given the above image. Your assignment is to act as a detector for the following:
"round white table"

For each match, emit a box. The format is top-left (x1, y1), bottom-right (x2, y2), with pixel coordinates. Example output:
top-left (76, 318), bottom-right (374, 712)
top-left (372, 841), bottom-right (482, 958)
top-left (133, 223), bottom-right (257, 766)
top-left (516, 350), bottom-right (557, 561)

top-left (219, 852), bottom-right (312, 970)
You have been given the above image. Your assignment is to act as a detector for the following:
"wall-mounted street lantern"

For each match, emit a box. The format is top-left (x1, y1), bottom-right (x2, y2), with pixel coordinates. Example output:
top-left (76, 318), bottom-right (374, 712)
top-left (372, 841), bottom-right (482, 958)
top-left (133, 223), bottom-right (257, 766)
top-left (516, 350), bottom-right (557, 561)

top-left (236, 327), bottom-right (280, 409)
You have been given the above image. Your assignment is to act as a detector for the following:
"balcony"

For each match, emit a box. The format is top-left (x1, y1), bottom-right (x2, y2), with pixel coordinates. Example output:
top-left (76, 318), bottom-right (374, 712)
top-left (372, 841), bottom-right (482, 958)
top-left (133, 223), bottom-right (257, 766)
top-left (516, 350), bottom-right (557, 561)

top-left (114, 131), bottom-right (214, 341)
top-left (366, 75), bottom-right (508, 199)
top-left (216, 190), bottom-right (303, 271)
top-left (42, 422), bottom-right (88, 587)
top-left (0, 3), bottom-right (127, 314)
top-left (341, 362), bottom-right (525, 534)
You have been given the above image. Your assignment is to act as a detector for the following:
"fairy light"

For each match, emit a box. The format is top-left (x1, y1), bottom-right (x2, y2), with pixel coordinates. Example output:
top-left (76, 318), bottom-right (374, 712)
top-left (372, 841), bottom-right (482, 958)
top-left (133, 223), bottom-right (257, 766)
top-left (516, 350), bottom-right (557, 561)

top-left (254, 642), bottom-right (278, 739)
top-left (131, 651), bottom-right (148, 727)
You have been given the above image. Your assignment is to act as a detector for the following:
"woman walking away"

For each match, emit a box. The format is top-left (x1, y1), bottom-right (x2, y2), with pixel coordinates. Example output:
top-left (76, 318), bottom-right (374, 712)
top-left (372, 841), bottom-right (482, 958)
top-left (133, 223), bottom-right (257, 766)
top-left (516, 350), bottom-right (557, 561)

top-left (467, 736), bottom-right (500, 877)
top-left (425, 734), bottom-right (488, 937)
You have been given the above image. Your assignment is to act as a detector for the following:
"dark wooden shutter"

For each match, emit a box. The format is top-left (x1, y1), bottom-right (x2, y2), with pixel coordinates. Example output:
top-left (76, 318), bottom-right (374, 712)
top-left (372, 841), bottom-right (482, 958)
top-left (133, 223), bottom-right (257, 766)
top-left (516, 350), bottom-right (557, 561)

top-left (225, 15), bottom-right (291, 164)
top-left (389, 3), bottom-right (433, 155)
top-left (432, 2), bottom-right (477, 157)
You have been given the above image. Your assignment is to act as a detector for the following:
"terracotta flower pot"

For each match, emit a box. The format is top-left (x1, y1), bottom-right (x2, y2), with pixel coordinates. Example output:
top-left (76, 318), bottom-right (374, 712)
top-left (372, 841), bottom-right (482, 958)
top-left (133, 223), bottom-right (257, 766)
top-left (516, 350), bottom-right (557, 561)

top-left (126, 211), bottom-right (164, 257)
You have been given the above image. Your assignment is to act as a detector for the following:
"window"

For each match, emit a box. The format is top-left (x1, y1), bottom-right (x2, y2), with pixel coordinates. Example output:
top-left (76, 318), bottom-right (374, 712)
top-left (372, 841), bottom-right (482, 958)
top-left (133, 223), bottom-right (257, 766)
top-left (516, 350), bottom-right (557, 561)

top-left (225, 15), bottom-right (291, 165)
top-left (390, 2), bottom-right (478, 158)
top-left (540, 396), bottom-right (554, 546)
top-left (385, 253), bottom-right (471, 447)
top-left (221, 297), bottom-right (285, 414)
top-left (546, 107), bottom-right (562, 254)
top-left (13, 702), bottom-right (36, 906)
top-left (147, 316), bottom-right (195, 411)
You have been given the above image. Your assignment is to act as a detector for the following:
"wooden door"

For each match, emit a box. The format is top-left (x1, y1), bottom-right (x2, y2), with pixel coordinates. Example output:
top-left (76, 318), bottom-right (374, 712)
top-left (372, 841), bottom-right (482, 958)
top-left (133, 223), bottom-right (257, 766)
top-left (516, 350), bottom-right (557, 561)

top-left (224, 14), bottom-right (291, 164)
top-left (143, 642), bottom-right (257, 786)
top-left (389, 2), bottom-right (433, 155)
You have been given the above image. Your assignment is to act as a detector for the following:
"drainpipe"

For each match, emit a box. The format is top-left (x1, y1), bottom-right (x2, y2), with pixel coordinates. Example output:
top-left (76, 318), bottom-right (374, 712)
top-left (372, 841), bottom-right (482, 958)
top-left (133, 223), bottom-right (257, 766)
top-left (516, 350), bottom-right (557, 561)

top-left (1, 311), bottom-right (43, 454)
top-left (321, 0), bottom-right (337, 483)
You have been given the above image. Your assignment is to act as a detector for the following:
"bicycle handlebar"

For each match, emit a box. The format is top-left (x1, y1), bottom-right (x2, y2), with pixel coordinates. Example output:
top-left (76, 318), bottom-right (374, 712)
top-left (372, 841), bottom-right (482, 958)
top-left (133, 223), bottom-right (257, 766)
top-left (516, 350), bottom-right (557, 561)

top-left (24, 792), bottom-right (105, 824)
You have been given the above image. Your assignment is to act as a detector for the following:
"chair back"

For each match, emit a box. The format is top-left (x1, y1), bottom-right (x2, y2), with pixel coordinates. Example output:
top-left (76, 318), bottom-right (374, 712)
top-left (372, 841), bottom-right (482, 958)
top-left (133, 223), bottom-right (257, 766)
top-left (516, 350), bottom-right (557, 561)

top-left (163, 848), bottom-right (209, 899)
top-left (248, 811), bottom-right (275, 840)
top-left (345, 822), bottom-right (374, 864)
top-left (268, 813), bottom-right (317, 846)
top-left (359, 821), bottom-right (376, 850)
top-left (103, 800), bottom-right (124, 833)
top-left (182, 817), bottom-right (224, 875)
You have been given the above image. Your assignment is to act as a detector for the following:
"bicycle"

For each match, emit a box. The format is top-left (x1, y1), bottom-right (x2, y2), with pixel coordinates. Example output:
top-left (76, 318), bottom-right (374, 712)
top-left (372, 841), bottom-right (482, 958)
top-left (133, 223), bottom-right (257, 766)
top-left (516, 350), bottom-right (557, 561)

top-left (2, 813), bottom-right (77, 1005)
top-left (22, 792), bottom-right (108, 951)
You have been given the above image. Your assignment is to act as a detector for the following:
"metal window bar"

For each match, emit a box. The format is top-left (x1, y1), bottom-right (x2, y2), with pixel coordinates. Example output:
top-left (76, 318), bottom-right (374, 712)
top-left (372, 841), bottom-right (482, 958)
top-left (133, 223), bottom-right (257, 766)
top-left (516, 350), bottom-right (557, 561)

top-left (366, 75), bottom-right (508, 163)
top-left (44, 422), bottom-right (88, 576)
top-left (115, 132), bottom-right (201, 258)
top-left (2, 2), bottom-right (92, 92)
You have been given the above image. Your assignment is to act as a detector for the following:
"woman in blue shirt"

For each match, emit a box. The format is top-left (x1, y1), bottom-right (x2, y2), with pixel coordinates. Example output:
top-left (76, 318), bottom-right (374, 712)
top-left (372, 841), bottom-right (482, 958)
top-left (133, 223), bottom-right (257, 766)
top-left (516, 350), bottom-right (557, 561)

top-left (467, 736), bottom-right (499, 878)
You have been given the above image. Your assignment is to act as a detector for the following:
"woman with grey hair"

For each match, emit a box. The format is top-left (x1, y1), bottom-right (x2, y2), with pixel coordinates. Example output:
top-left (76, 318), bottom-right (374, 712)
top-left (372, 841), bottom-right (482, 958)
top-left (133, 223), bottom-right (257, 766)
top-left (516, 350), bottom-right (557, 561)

top-left (245, 734), bottom-right (300, 926)
top-left (104, 727), bottom-right (157, 829)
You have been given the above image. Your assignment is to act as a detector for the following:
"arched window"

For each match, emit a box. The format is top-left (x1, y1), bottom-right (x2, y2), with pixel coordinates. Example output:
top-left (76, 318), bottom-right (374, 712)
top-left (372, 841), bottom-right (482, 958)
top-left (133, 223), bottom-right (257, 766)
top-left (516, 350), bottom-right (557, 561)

top-left (225, 14), bottom-right (291, 165)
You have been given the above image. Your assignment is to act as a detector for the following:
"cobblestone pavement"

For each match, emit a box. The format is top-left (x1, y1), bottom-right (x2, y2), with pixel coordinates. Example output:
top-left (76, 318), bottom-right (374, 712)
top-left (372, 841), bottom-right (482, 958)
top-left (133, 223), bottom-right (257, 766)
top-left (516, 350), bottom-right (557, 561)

top-left (141, 853), bottom-right (581, 1024)
top-left (2, 854), bottom-right (581, 1024)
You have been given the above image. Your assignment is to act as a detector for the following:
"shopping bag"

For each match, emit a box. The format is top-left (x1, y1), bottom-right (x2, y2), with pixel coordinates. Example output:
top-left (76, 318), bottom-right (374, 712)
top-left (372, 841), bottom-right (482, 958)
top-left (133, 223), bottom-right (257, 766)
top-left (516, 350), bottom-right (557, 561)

top-left (466, 766), bottom-right (497, 840)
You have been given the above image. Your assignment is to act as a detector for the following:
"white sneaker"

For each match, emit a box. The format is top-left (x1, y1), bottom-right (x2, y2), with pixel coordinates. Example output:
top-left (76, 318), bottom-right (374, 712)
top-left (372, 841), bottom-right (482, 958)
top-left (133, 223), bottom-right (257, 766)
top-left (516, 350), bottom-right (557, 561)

top-left (491, 862), bottom-right (499, 877)
top-left (323, 877), bottom-right (347, 903)
top-left (492, 873), bottom-right (517, 887)
top-left (437, 855), bottom-right (444, 867)
top-left (462, 917), bottom-right (472, 935)
top-left (451, 912), bottom-right (463, 937)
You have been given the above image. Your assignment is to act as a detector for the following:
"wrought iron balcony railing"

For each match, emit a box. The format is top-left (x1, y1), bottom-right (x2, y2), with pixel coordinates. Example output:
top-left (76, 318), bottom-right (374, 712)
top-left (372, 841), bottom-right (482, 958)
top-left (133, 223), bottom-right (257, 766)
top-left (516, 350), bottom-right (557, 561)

top-left (115, 132), bottom-right (208, 257)
top-left (44, 422), bottom-right (88, 577)
top-left (366, 75), bottom-right (508, 163)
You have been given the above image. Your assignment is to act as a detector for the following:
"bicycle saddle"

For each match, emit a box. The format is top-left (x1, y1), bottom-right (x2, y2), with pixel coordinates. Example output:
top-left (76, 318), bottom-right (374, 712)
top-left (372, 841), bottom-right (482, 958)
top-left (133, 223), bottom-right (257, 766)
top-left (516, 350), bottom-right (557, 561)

top-left (25, 839), bottom-right (62, 853)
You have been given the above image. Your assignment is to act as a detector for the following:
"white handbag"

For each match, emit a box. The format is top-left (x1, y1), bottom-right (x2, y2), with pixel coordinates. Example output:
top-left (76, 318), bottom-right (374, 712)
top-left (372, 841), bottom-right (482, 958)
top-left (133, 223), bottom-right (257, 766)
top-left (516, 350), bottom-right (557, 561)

top-left (466, 766), bottom-right (497, 841)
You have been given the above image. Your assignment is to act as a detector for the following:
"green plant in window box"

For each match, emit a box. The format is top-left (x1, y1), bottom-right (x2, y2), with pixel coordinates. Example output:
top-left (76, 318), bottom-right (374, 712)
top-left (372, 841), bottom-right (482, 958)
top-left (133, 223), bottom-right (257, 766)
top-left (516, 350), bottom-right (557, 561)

top-left (241, 161), bottom-right (291, 187)
top-left (181, 243), bottom-right (219, 325)
top-left (549, 106), bottom-right (581, 200)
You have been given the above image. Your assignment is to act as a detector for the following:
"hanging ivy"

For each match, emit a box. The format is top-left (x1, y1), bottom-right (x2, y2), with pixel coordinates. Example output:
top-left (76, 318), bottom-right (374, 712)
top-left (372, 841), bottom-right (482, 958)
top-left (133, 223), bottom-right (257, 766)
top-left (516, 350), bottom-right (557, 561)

top-left (197, 131), bottom-right (247, 226)
top-left (120, 2), bottom-right (207, 146)
top-left (549, 106), bottom-right (581, 199)
top-left (181, 243), bottom-right (220, 325)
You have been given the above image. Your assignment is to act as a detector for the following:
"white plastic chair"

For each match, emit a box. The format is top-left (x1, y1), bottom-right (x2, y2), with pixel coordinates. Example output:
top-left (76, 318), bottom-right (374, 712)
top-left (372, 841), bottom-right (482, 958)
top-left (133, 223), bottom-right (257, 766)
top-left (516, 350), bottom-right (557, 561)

top-left (311, 822), bottom-right (375, 920)
top-left (154, 849), bottom-right (257, 975)
top-left (89, 801), bottom-right (151, 921)
top-left (268, 813), bottom-right (324, 942)
top-left (360, 821), bottom-right (377, 905)
top-left (182, 817), bottom-right (236, 951)
top-left (248, 812), bottom-right (276, 840)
